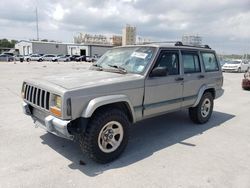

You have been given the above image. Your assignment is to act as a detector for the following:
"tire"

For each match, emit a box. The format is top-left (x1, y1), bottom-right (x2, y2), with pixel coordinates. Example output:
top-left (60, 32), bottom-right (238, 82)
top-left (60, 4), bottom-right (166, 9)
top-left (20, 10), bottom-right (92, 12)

top-left (27, 58), bottom-right (30, 62)
top-left (238, 67), bottom-right (241, 73)
top-left (189, 92), bottom-right (214, 124)
top-left (79, 108), bottom-right (130, 163)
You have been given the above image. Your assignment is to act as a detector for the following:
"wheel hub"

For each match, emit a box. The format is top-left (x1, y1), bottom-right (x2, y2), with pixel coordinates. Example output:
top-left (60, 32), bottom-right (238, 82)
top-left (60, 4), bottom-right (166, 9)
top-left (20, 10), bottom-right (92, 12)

top-left (201, 98), bottom-right (211, 118)
top-left (98, 121), bottom-right (124, 153)
top-left (103, 129), bottom-right (114, 141)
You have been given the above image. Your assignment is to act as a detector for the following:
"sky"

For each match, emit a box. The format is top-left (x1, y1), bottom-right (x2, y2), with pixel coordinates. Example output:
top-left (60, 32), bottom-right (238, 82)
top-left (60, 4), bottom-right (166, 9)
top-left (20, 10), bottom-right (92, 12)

top-left (0, 0), bottom-right (249, 54)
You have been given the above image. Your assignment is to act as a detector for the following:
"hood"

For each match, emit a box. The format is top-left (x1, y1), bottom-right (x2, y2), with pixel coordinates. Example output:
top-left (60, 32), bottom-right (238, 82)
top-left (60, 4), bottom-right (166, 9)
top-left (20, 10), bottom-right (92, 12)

top-left (223, 63), bottom-right (240, 67)
top-left (28, 70), bottom-right (143, 90)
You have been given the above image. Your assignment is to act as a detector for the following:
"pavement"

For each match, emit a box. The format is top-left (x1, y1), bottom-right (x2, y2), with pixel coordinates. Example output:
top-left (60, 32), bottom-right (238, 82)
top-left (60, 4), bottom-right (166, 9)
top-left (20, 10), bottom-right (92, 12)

top-left (0, 61), bottom-right (250, 188)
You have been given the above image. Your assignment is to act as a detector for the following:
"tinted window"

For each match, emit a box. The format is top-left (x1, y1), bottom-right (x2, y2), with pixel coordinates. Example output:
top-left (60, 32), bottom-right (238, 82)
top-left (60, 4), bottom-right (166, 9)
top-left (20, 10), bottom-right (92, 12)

top-left (202, 52), bottom-right (219, 72)
top-left (182, 52), bottom-right (201, 73)
top-left (154, 51), bottom-right (179, 75)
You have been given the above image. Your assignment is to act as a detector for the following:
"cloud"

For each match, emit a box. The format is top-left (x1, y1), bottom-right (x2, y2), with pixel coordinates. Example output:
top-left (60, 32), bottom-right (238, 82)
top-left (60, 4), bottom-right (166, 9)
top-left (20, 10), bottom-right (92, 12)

top-left (51, 4), bottom-right (70, 21)
top-left (0, 0), bottom-right (249, 53)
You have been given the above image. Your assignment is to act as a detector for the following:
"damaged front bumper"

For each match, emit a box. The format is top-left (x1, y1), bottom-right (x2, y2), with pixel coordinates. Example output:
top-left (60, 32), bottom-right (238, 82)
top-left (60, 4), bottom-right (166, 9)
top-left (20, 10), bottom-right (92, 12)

top-left (22, 102), bottom-right (74, 140)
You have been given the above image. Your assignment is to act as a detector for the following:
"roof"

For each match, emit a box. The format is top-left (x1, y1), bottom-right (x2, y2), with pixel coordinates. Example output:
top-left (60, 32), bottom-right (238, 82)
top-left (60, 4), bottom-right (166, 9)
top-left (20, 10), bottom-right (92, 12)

top-left (16, 40), bottom-right (114, 47)
top-left (117, 41), bottom-right (214, 51)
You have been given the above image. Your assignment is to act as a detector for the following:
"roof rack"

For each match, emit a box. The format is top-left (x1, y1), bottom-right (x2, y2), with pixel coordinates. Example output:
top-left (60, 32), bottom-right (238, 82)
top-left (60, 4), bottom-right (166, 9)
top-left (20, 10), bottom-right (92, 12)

top-left (142, 41), bottom-right (179, 45)
top-left (174, 42), bottom-right (211, 49)
top-left (143, 41), bottom-right (211, 49)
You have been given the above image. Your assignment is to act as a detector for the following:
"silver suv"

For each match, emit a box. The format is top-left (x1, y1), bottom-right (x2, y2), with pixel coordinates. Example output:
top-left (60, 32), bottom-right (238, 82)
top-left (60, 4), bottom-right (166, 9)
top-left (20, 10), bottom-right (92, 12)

top-left (22, 42), bottom-right (224, 163)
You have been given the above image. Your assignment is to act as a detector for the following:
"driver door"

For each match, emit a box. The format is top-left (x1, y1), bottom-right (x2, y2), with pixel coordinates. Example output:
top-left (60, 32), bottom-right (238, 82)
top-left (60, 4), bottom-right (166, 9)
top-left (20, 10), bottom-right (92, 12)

top-left (143, 50), bottom-right (183, 118)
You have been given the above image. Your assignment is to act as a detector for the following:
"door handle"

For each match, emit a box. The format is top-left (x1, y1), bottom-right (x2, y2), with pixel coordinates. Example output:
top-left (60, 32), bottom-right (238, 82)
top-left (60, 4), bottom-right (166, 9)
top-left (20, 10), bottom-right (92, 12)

top-left (198, 75), bottom-right (205, 79)
top-left (175, 77), bottom-right (184, 81)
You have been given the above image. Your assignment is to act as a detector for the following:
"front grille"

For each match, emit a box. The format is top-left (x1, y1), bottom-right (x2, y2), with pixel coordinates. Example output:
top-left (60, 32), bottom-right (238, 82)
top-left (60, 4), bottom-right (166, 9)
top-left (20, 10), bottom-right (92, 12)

top-left (24, 84), bottom-right (50, 110)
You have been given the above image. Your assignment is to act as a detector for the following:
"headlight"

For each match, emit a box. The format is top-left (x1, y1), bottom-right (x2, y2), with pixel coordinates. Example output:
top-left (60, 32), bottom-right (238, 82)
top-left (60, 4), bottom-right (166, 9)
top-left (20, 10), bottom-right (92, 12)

top-left (50, 95), bottom-right (62, 117)
top-left (21, 82), bottom-right (26, 98)
top-left (54, 95), bottom-right (62, 109)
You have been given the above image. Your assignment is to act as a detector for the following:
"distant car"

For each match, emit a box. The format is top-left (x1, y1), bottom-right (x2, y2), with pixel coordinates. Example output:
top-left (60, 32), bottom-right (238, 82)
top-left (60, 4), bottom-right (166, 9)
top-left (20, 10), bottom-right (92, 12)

top-left (86, 56), bottom-right (98, 62)
top-left (57, 55), bottom-right (71, 62)
top-left (220, 60), bottom-right (227, 66)
top-left (75, 55), bottom-right (86, 62)
top-left (0, 54), bottom-right (14, 61)
top-left (3, 52), bottom-right (14, 56)
top-left (242, 69), bottom-right (250, 90)
top-left (14, 54), bottom-right (24, 62)
top-left (222, 60), bottom-right (250, 72)
top-left (52, 55), bottom-right (64, 62)
top-left (42, 54), bottom-right (56, 61)
top-left (26, 54), bottom-right (43, 62)
top-left (23, 55), bottom-right (30, 62)
top-left (70, 55), bottom-right (80, 61)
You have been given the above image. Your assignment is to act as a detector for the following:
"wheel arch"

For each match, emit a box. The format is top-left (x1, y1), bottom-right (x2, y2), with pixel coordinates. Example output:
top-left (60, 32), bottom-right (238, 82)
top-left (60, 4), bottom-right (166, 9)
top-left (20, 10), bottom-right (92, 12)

top-left (81, 95), bottom-right (136, 123)
top-left (192, 85), bottom-right (215, 107)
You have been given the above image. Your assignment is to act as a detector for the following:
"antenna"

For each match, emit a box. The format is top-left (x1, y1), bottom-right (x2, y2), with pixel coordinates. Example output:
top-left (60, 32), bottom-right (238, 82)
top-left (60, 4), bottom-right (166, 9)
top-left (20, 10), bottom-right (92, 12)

top-left (36, 7), bottom-right (39, 41)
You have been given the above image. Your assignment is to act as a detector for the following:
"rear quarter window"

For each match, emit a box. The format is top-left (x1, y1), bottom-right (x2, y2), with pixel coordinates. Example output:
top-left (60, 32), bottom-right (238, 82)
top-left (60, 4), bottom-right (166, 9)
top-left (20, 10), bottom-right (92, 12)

top-left (201, 52), bottom-right (219, 72)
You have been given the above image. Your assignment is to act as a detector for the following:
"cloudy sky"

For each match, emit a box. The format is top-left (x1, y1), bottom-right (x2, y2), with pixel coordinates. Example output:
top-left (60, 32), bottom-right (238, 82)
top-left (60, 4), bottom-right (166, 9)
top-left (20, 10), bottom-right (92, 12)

top-left (0, 0), bottom-right (249, 54)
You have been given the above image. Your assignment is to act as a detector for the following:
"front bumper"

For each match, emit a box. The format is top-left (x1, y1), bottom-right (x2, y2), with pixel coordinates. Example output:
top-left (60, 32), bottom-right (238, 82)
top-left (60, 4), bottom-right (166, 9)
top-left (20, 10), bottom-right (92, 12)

top-left (23, 102), bottom-right (73, 140)
top-left (222, 67), bottom-right (239, 72)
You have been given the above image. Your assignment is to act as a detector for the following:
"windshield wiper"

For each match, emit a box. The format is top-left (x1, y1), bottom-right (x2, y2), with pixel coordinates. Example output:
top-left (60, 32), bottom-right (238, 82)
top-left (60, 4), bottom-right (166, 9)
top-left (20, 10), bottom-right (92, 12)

top-left (91, 64), bottom-right (103, 71)
top-left (107, 64), bottom-right (127, 74)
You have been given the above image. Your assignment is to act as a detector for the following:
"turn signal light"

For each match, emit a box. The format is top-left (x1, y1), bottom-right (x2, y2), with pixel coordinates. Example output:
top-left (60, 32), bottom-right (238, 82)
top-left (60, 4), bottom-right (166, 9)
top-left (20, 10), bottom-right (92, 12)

top-left (50, 106), bottom-right (62, 117)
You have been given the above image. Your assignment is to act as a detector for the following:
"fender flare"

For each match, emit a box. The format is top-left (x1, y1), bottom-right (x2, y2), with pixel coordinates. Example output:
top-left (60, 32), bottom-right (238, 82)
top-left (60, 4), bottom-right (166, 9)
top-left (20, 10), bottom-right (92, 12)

top-left (192, 85), bottom-right (215, 107)
top-left (81, 95), bottom-right (136, 123)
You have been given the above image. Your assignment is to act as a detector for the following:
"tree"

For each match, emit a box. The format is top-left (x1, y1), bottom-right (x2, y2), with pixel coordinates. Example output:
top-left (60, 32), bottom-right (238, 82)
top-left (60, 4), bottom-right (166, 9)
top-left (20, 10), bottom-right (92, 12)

top-left (0, 39), bottom-right (17, 48)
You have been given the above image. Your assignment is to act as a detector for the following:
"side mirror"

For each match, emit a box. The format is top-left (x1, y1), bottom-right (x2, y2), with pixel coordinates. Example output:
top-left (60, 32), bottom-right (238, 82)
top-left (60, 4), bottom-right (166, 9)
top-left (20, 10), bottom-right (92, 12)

top-left (150, 67), bottom-right (168, 77)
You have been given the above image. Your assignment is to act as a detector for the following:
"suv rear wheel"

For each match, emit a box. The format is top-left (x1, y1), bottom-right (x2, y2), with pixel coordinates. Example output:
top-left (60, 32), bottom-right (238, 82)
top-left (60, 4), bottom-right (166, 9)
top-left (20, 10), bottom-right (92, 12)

top-left (79, 108), bottom-right (130, 163)
top-left (189, 92), bottom-right (214, 124)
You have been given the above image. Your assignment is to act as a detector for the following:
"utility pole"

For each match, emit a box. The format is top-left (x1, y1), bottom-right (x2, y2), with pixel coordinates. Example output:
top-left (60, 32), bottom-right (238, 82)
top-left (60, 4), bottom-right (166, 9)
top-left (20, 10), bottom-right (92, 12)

top-left (36, 7), bottom-right (39, 41)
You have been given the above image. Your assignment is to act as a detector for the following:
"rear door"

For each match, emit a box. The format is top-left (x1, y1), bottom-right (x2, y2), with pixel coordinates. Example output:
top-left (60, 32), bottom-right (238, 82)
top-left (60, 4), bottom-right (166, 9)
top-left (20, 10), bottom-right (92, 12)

top-left (143, 49), bottom-right (183, 118)
top-left (181, 50), bottom-right (205, 107)
top-left (200, 51), bottom-right (222, 94)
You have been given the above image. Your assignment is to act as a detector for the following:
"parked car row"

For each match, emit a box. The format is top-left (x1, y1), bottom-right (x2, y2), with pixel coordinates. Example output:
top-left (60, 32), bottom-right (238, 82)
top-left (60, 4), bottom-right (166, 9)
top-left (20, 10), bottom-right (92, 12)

top-left (0, 53), bottom-right (100, 63)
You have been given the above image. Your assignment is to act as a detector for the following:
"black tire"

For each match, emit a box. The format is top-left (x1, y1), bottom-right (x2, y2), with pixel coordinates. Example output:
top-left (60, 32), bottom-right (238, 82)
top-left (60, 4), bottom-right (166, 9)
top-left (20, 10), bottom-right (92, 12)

top-left (27, 58), bottom-right (30, 62)
top-left (189, 92), bottom-right (214, 124)
top-left (79, 108), bottom-right (130, 163)
top-left (238, 67), bottom-right (241, 73)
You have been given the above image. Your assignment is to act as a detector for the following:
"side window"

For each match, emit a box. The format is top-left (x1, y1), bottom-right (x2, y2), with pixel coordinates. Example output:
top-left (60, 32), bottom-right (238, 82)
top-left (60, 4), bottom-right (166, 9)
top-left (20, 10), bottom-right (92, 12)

top-left (201, 52), bottom-right (219, 72)
top-left (182, 52), bottom-right (201, 73)
top-left (154, 51), bottom-right (179, 75)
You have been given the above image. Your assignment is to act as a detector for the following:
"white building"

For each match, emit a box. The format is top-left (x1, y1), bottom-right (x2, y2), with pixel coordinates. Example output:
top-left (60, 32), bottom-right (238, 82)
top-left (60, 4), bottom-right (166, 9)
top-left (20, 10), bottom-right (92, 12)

top-left (122, 25), bottom-right (136, 46)
top-left (15, 40), bottom-right (113, 56)
top-left (182, 34), bottom-right (202, 46)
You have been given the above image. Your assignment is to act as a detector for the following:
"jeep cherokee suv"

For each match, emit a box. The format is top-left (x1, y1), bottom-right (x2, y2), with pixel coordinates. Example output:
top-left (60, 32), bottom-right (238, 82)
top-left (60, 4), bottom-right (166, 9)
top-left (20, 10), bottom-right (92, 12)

top-left (22, 42), bottom-right (224, 163)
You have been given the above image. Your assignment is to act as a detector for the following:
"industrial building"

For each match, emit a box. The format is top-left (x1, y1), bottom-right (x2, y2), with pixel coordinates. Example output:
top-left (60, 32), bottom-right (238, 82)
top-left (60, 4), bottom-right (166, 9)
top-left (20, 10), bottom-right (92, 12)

top-left (182, 34), bottom-right (202, 46)
top-left (74, 33), bottom-right (122, 46)
top-left (122, 25), bottom-right (136, 46)
top-left (15, 40), bottom-right (113, 56)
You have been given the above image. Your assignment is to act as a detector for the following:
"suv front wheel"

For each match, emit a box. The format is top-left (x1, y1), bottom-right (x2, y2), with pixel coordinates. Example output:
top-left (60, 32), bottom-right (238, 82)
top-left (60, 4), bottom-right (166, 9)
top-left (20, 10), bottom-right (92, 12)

top-left (79, 108), bottom-right (130, 163)
top-left (189, 92), bottom-right (214, 124)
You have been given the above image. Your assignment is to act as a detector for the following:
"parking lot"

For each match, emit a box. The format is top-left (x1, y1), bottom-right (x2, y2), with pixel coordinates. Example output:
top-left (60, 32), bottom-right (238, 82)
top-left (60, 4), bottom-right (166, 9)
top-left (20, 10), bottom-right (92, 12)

top-left (0, 61), bottom-right (250, 187)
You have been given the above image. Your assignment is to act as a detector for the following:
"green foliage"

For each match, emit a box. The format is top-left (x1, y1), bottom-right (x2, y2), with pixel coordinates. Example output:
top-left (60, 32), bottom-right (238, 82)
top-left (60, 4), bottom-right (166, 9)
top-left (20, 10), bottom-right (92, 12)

top-left (0, 39), bottom-right (17, 48)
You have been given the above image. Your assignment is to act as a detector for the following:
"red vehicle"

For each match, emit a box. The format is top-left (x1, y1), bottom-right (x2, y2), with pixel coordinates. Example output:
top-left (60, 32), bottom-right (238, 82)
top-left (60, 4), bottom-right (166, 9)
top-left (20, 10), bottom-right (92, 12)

top-left (242, 70), bottom-right (250, 90)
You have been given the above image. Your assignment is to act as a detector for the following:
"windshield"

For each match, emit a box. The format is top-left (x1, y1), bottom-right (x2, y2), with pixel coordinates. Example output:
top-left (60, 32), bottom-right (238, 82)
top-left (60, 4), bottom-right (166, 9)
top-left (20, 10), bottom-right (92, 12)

top-left (94, 46), bottom-right (156, 74)
top-left (228, 61), bottom-right (241, 64)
